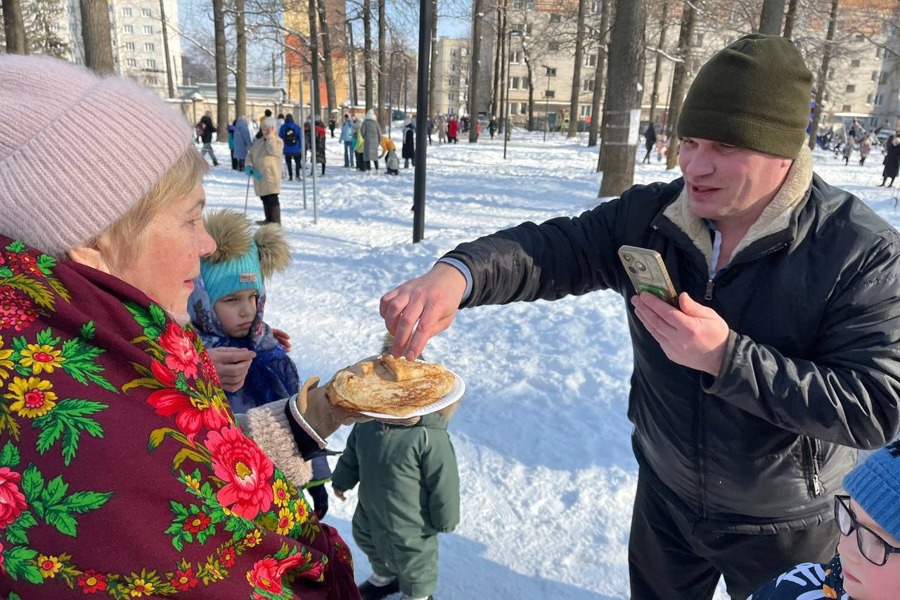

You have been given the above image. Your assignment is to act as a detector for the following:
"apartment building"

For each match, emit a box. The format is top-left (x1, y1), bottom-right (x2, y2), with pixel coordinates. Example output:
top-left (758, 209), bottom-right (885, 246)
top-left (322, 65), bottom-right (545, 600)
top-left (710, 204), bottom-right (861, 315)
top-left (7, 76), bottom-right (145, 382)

top-left (53, 0), bottom-right (182, 97)
top-left (283, 0), bottom-right (350, 110)
top-left (431, 37), bottom-right (471, 117)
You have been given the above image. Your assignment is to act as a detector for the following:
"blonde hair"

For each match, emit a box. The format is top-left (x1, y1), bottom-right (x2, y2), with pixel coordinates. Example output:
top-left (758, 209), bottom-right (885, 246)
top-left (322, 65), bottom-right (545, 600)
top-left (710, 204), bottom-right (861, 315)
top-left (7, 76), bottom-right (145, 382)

top-left (96, 147), bottom-right (209, 271)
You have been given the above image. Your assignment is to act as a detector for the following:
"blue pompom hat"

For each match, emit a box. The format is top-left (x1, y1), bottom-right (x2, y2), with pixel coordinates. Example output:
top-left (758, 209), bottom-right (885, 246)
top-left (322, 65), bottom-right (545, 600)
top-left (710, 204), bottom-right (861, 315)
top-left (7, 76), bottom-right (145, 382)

top-left (844, 440), bottom-right (900, 540)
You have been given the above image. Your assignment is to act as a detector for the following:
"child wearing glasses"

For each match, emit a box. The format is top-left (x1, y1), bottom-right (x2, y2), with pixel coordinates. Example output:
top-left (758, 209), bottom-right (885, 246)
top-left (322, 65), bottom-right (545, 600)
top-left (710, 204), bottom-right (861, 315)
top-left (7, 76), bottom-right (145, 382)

top-left (749, 441), bottom-right (900, 600)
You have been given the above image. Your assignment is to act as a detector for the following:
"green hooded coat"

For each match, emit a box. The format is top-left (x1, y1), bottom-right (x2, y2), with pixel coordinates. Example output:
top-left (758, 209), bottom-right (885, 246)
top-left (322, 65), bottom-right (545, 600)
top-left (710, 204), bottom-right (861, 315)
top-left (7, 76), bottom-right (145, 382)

top-left (332, 413), bottom-right (460, 597)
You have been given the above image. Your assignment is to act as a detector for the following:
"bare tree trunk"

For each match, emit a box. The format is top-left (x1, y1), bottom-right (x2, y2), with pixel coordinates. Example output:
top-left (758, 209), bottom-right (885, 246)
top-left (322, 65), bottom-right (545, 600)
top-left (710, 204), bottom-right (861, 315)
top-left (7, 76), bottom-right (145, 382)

top-left (377, 0), bottom-right (387, 126)
top-left (235, 0), bottom-right (247, 119)
top-left (598, 0), bottom-right (645, 197)
top-left (363, 0), bottom-right (373, 110)
top-left (759, 0), bottom-right (785, 36)
top-left (213, 0), bottom-right (228, 139)
top-left (647, 0), bottom-right (669, 125)
top-left (567, 0), bottom-right (587, 138)
top-left (588, 0), bottom-right (610, 148)
top-left (498, 8), bottom-right (508, 128)
top-left (524, 56), bottom-right (535, 130)
top-left (808, 0), bottom-right (840, 149)
top-left (317, 0), bottom-right (337, 114)
top-left (158, 0), bottom-right (175, 97)
top-left (665, 0), bottom-right (695, 170)
top-left (81, 0), bottom-right (114, 74)
top-left (347, 21), bottom-right (358, 106)
top-left (429, 0), bottom-right (438, 119)
top-left (491, 0), bottom-right (506, 119)
top-left (3, 0), bottom-right (27, 53)
top-left (468, 0), bottom-right (485, 142)
top-left (783, 0), bottom-right (798, 39)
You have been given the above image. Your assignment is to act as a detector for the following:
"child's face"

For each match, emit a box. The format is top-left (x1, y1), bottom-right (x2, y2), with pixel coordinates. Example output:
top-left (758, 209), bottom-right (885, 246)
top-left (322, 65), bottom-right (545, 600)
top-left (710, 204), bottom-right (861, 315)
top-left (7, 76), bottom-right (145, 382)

top-left (838, 498), bottom-right (900, 600)
top-left (213, 289), bottom-right (259, 338)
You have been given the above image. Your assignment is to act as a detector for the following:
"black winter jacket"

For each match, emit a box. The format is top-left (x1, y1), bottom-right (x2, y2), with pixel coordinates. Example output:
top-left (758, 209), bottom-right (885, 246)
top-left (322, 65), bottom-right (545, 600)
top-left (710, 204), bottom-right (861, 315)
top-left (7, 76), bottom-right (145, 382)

top-left (445, 169), bottom-right (900, 531)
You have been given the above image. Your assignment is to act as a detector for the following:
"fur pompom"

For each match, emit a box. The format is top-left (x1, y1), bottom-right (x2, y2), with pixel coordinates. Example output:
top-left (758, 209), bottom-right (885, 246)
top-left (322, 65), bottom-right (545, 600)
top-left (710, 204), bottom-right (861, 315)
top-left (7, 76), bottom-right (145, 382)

top-left (204, 210), bottom-right (251, 264)
top-left (255, 224), bottom-right (291, 279)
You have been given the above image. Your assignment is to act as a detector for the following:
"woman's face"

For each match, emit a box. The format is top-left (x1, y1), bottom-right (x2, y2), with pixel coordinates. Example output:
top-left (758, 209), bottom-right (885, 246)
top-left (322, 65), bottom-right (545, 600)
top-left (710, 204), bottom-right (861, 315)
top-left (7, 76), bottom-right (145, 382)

top-left (114, 185), bottom-right (215, 323)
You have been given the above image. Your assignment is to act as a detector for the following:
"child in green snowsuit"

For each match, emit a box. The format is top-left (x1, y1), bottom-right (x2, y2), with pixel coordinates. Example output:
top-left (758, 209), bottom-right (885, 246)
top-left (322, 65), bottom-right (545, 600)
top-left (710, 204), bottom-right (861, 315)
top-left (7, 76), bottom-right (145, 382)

top-left (332, 406), bottom-right (460, 600)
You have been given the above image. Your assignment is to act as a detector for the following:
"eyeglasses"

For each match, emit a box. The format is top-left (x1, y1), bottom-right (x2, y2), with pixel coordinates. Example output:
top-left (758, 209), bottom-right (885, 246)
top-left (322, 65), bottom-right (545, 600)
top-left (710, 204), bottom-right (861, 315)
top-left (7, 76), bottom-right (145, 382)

top-left (835, 495), bottom-right (900, 566)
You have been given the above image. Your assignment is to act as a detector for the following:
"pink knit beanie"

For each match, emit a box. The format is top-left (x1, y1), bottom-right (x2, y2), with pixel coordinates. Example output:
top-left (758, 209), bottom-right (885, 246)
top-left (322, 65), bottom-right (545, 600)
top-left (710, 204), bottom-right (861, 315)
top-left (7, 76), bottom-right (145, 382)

top-left (0, 55), bottom-right (194, 256)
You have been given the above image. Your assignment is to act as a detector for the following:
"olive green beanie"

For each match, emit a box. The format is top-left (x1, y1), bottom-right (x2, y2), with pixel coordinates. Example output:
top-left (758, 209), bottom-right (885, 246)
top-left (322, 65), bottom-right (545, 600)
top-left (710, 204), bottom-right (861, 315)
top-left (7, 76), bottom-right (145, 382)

top-left (677, 34), bottom-right (813, 159)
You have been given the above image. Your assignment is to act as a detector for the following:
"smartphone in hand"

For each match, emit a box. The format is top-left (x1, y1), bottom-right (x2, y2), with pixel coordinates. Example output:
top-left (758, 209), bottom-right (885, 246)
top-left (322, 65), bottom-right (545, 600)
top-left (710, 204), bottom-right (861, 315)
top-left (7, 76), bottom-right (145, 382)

top-left (618, 245), bottom-right (678, 305)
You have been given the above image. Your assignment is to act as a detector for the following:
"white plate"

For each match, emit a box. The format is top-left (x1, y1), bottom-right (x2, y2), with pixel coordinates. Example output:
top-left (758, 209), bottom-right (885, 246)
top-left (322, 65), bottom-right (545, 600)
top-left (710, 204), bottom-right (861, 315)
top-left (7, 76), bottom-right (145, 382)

top-left (357, 369), bottom-right (466, 420)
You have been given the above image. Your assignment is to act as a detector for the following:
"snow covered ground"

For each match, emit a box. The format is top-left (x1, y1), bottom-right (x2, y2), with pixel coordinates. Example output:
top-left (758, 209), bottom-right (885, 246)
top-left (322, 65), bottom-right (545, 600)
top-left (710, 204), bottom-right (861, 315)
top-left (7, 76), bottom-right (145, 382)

top-left (201, 129), bottom-right (899, 599)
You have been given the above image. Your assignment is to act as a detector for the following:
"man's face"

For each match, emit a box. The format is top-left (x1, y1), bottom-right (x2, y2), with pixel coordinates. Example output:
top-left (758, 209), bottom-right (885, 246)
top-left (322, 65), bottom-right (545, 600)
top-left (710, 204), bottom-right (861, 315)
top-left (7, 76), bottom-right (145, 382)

top-left (679, 137), bottom-right (793, 232)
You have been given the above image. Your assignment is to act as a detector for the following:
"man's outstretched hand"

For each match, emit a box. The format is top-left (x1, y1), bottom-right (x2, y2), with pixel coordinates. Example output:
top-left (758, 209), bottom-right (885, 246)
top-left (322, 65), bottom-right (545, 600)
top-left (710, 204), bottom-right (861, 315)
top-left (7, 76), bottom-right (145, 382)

top-left (630, 292), bottom-right (729, 376)
top-left (379, 262), bottom-right (468, 360)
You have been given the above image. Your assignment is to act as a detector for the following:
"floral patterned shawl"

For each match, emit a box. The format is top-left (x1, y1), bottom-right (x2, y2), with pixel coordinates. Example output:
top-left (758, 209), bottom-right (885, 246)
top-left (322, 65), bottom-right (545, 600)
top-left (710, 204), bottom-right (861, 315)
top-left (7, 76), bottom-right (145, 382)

top-left (0, 236), bottom-right (359, 599)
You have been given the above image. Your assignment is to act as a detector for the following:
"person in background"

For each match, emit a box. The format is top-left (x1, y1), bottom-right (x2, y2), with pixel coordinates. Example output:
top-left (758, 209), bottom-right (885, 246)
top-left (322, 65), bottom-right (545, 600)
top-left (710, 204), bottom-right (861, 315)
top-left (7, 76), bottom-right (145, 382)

top-left (340, 113), bottom-right (356, 168)
top-left (749, 441), bottom-right (900, 600)
top-left (233, 115), bottom-right (253, 172)
top-left (189, 209), bottom-right (332, 518)
top-left (859, 134), bottom-right (872, 166)
top-left (447, 116), bottom-right (458, 144)
top-left (227, 119), bottom-right (238, 170)
top-left (332, 339), bottom-right (460, 600)
top-left (279, 113), bottom-right (303, 181)
top-left (879, 134), bottom-right (900, 187)
top-left (642, 122), bottom-right (657, 164)
top-left (310, 119), bottom-right (327, 176)
top-left (360, 109), bottom-right (383, 172)
top-left (426, 116), bottom-right (434, 146)
top-left (329, 115), bottom-right (337, 138)
top-left (257, 108), bottom-right (273, 138)
top-left (437, 115), bottom-right (447, 144)
top-left (402, 121), bottom-right (415, 169)
top-left (378, 136), bottom-right (399, 176)
top-left (276, 113), bottom-right (285, 130)
top-left (379, 35), bottom-right (900, 600)
top-left (489, 116), bottom-right (498, 139)
top-left (246, 117), bottom-right (284, 225)
top-left (0, 53), bottom-right (363, 599)
top-left (197, 110), bottom-right (219, 166)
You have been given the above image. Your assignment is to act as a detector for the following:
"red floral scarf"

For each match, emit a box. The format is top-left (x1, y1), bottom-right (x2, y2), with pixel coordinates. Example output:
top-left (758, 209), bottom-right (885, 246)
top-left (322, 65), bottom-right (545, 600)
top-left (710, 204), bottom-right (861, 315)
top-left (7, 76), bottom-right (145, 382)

top-left (0, 236), bottom-right (359, 599)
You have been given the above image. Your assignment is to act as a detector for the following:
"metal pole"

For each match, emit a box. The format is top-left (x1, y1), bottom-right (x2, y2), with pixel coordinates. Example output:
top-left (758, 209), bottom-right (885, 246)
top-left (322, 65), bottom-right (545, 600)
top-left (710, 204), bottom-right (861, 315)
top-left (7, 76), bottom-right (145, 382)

top-left (503, 32), bottom-right (512, 159)
top-left (389, 51), bottom-right (396, 138)
top-left (543, 65), bottom-right (550, 142)
top-left (298, 77), bottom-right (307, 210)
top-left (412, 0), bottom-right (433, 244)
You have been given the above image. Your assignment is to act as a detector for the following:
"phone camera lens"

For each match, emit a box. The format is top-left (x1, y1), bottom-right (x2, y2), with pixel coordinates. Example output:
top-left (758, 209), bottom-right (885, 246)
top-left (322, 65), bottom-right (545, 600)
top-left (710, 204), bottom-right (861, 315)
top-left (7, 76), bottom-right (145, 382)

top-left (635, 261), bottom-right (647, 272)
top-left (628, 266), bottom-right (637, 274)
top-left (622, 254), bottom-right (633, 263)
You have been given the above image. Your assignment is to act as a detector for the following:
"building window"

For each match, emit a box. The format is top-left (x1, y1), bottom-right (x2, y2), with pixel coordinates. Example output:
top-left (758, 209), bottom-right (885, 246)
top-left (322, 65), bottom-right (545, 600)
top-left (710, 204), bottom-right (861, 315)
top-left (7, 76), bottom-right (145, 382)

top-left (509, 51), bottom-right (522, 64)
top-left (845, 84), bottom-right (855, 93)
top-left (519, 103), bottom-right (527, 115)
top-left (590, 1), bottom-right (600, 14)
top-left (582, 79), bottom-right (594, 92)
top-left (585, 54), bottom-right (597, 67)
top-left (546, 67), bottom-right (557, 77)
top-left (450, 63), bottom-right (456, 72)
top-left (544, 90), bottom-right (555, 98)
top-left (145, 59), bottom-right (156, 69)
top-left (880, 71), bottom-right (889, 84)
top-left (867, 93), bottom-right (873, 104)
top-left (144, 42), bottom-right (155, 52)
top-left (872, 71), bottom-right (880, 82)
top-left (450, 48), bottom-right (456, 57)
top-left (548, 42), bottom-right (559, 51)
top-left (460, 47), bottom-right (468, 57)
top-left (875, 94), bottom-right (884, 106)
top-left (851, 59), bottom-right (860, 67)
top-left (524, 23), bottom-right (533, 35)
top-left (123, 24), bottom-right (133, 34)
top-left (842, 104), bottom-right (852, 112)
top-left (126, 58), bottom-right (137, 67)
top-left (549, 14), bottom-right (562, 23)
top-left (142, 7), bottom-right (152, 17)
top-left (580, 105), bottom-right (592, 117)
top-left (695, 33), bottom-right (704, 47)
top-left (122, 7), bottom-right (132, 16)
top-left (125, 41), bottom-right (135, 51)
top-left (143, 25), bottom-right (153, 35)
top-left (876, 47), bottom-right (884, 58)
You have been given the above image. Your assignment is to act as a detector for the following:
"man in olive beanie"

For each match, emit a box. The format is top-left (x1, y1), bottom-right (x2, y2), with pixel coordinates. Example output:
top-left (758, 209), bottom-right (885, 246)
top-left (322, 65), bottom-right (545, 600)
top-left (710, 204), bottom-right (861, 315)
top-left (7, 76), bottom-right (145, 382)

top-left (378, 34), bottom-right (900, 600)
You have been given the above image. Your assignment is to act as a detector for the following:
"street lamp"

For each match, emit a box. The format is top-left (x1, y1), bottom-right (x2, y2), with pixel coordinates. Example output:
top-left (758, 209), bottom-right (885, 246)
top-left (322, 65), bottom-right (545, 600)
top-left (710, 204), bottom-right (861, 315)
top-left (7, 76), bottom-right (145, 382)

top-left (542, 64), bottom-right (553, 142)
top-left (503, 29), bottom-right (523, 160)
top-left (388, 49), bottom-right (405, 137)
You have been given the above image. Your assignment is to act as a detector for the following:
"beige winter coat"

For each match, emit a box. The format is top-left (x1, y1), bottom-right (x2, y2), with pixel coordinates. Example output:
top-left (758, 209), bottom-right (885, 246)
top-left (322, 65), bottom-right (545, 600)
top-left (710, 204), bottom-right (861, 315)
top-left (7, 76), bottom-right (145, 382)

top-left (247, 135), bottom-right (284, 197)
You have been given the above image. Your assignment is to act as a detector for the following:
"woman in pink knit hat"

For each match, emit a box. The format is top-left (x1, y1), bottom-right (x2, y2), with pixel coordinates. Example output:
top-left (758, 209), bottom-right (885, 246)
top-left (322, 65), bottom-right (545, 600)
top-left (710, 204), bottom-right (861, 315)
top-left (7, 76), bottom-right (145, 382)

top-left (0, 55), bottom-right (365, 600)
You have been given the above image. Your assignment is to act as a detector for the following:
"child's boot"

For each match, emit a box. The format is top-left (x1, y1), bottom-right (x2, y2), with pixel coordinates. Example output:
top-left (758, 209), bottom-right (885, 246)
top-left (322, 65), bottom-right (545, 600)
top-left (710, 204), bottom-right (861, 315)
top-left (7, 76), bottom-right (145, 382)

top-left (358, 574), bottom-right (399, 600)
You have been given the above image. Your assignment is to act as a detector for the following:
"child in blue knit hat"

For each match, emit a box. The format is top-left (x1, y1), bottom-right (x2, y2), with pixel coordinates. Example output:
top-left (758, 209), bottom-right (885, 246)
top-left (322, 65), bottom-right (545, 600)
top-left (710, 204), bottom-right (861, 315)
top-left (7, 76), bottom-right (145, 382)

top-left (188, 209), bottom-right (333, 517)
top-left (749, 441), bottom-right (900, 600)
